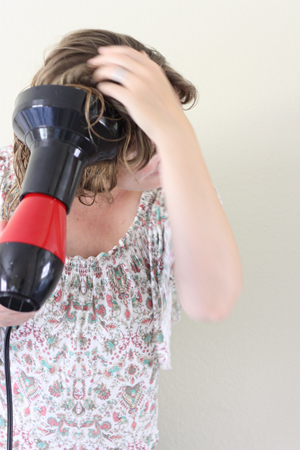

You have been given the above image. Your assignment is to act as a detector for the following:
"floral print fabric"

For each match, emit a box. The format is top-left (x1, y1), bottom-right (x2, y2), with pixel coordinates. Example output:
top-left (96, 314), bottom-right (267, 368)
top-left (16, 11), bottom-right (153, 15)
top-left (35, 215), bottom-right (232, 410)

top-left (0, 145), bottom-right (181, 450)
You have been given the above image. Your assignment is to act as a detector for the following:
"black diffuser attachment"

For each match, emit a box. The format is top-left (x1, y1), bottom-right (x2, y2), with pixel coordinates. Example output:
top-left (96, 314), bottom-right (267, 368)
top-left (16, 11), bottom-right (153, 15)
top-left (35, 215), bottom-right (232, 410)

top-left (13, 84), bottom-right (123, 212)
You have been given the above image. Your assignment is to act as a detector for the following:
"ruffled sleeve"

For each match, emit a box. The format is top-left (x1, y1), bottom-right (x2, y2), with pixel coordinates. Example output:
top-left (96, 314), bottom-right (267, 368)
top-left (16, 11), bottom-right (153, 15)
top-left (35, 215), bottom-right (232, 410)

top-left (147, 187), bottom-right (181, 370)
top-left (0, 145), bottom-right (16, 220)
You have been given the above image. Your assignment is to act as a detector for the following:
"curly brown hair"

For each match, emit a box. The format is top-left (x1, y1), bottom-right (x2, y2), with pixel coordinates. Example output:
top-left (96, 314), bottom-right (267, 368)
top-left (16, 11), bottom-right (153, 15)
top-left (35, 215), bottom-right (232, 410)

top-left (6, 29), bottom-right (198, 217)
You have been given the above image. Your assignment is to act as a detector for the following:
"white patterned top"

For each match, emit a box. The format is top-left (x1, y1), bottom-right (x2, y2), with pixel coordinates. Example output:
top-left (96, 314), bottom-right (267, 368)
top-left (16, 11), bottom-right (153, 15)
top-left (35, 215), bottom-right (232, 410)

top-left (0, 145), bottom-right (181, 450)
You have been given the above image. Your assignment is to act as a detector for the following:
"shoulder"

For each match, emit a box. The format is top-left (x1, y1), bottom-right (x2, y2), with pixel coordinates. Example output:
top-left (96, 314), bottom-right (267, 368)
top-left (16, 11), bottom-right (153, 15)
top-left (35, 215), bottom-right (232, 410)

top-left (0, 145), bottom-right (13, 171)
top-left (0, 145), bottom-right (16, 219)
top-left (145, 187), bottom-right (173, 259)
top-left (145, 187), bottom-right (169, 220)
top-left (0, 144), bottom-right (14, 184)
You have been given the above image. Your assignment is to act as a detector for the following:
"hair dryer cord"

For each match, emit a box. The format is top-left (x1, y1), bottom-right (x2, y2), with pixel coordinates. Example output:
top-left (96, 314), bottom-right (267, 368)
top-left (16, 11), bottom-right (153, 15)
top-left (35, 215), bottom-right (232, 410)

top-left (4, 326), bottom-right (13, 450)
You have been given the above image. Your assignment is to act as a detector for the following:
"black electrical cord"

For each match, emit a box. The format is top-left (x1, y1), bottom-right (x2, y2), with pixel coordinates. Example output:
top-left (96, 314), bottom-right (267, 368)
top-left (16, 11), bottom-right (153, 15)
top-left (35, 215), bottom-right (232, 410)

top-left (4, 326), bottom-right (13, 450)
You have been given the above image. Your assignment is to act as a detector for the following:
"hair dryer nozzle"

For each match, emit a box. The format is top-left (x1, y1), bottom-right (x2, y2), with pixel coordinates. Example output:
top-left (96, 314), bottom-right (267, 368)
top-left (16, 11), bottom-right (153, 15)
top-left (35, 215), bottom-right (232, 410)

top-left (12, 85), bottom-right (124, 211)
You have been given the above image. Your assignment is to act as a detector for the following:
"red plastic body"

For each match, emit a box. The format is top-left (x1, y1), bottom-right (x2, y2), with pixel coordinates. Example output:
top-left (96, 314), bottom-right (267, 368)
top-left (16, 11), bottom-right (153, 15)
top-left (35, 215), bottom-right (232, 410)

top-left (0, 193), bottom-right (67, 264)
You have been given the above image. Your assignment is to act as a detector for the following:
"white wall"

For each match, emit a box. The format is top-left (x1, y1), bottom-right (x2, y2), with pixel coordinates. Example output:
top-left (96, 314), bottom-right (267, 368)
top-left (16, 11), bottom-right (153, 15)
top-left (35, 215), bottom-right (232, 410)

top-left (0, 1), bottom-right (299, 449)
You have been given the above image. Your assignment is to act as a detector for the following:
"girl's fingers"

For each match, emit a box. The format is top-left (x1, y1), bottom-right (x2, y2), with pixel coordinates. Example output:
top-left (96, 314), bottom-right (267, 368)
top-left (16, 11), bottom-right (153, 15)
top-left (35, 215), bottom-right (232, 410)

top-left (0, 304), bottom-right (36, 327)
top-left (87, 44), bottom-right (182, 141)
top-left (95, 80), bottom-right (131, 107)
top-left (91, 65), bottom-right (143, 94)
top-left (88, 53), bottom-right (141, 75)
top-left (0, 220), bottom-right (8, 233)
top-left (91, 64), bottom-right (131, 84)
top-left (141, 50), bottom-right (150, 58)
top-left (87, 47), bottom-right (153, 78)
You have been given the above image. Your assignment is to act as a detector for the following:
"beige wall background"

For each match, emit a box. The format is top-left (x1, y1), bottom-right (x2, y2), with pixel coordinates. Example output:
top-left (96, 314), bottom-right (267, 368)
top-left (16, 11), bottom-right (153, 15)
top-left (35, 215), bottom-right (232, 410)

top-left (0, 0), bottom-right (299, 449)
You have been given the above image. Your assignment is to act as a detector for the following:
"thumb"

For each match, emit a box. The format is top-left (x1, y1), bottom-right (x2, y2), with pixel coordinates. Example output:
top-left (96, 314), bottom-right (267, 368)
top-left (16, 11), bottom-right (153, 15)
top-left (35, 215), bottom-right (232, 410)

top-left (0, 220), bottom-right (8, 233)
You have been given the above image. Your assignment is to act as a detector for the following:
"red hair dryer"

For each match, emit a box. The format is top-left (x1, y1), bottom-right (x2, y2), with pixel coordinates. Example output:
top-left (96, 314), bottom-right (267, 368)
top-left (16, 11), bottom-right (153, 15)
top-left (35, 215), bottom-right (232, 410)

top-left (0, 85), bottom-right (122, 312)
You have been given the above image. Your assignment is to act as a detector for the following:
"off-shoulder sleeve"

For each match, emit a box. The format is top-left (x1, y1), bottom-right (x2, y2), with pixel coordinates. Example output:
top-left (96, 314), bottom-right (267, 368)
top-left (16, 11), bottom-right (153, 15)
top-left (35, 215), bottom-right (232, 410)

top-left (0, 145), bottom-right (15, 220)
top-left (147, 188), bottom-right (181, 370)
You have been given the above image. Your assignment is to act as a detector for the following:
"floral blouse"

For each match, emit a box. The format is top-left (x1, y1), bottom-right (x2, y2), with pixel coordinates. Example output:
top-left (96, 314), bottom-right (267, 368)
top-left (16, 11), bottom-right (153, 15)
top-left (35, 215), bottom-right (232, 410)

top-left (0, 145), bottom-right (181, 450)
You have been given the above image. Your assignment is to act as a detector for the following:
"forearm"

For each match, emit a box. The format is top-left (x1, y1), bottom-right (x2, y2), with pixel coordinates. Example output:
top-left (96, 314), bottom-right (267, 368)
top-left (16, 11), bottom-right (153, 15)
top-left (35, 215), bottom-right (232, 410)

top-left (156, 116), bottom-right (243, 321)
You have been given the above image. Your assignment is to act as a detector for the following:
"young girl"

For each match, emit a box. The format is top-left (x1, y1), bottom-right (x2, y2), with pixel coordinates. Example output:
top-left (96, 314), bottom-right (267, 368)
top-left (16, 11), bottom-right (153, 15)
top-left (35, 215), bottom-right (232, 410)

top-left (0, 29), bottom-right (242, 450)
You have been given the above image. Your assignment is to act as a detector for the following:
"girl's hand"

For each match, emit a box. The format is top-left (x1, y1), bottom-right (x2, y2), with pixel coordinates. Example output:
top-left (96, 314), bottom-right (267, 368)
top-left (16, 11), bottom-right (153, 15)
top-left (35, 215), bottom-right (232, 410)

top-left (87, 46), bottom-right (190, 145)
top-left (0, 219), bottom-right (36, 327)
top-left (0, 304), bottom-right (36, 327)
top-left (0, 219), bottom-right (8, 233)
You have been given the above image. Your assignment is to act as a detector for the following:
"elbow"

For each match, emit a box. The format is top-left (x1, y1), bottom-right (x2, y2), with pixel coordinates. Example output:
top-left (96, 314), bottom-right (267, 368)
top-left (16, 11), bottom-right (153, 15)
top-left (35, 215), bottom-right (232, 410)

top-left (183, 304), bottom-right (232, 324)
top-left (181, 272), bottom-right (243, 323)
top-left (213, 275), bottom-right (243, 322)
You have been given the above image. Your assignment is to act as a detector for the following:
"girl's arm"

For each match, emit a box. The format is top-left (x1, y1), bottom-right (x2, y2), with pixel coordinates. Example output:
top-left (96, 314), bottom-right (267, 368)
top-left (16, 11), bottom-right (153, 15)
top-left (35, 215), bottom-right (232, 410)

top-left (88, 46), bottom-right (243, 322)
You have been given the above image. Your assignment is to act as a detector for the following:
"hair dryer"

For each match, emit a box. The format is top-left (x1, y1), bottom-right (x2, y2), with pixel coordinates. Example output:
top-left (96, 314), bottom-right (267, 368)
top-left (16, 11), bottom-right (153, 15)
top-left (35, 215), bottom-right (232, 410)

top-left (0, 85), bottom-right (123, 313)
